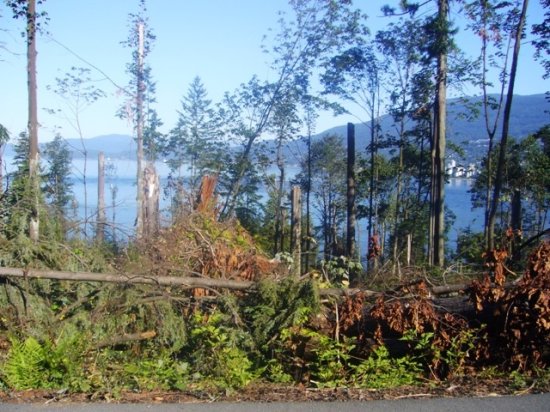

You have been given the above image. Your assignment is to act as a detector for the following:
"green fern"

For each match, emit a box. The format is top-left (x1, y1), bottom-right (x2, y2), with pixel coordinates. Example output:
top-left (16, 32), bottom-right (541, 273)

top-left (2, 337), bottom-right (48, 390)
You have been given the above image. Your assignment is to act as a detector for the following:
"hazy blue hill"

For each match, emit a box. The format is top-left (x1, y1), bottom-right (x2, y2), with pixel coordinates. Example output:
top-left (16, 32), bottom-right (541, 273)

top-left (56, 134), bottom-right (136, 159)
top-left (4, 94), bottom-right (548, 162)
top-left (314, 94), bottom-right (550, 160)
top-left (1, 134), bottom-right (137, 160)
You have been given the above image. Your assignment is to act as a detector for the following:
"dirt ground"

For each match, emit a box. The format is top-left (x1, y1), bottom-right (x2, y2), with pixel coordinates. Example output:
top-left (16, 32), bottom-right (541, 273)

top-left (1, 375), bottom-right (549, 404)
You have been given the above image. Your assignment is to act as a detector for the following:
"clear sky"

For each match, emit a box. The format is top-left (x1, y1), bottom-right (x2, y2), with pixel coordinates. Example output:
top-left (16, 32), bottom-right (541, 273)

top-left (0, 0), bottom-right (548, 143)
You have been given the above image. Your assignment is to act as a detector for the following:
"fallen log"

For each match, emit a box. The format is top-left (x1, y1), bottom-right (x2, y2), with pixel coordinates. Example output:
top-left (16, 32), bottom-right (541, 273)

top-left (0, 266), bottom-right (255, 290)
top-left (0, 267), bottom-right (476, 299)
top-left (0, 266), bottom-right (381, 297)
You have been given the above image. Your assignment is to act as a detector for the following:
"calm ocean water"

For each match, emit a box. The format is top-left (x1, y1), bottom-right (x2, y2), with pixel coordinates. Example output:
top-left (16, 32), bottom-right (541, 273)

top-left (67, 159), bottom-right (483, 247)
top-left (5, 157), bottom-right (484, 250)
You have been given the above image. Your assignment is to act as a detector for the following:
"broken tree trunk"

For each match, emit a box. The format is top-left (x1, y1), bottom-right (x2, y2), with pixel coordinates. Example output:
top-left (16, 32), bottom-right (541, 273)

top-left (143, 163), bottom-right (160, 236)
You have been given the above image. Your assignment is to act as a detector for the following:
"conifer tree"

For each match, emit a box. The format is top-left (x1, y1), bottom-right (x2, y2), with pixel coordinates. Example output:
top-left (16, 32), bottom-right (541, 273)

top-left (43, 134), bottom-right (73, 238)
top-left (167, 76), bottom-right (224, 194)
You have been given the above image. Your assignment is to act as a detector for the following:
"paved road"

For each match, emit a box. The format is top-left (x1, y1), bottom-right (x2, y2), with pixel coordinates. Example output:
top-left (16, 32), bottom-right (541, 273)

top-left (1, 393), bottom-right (550, 412)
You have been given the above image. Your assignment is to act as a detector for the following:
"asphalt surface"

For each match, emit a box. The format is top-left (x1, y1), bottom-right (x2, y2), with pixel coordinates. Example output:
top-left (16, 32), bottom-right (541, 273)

top-left (1, 393), bottom-right (550, 412)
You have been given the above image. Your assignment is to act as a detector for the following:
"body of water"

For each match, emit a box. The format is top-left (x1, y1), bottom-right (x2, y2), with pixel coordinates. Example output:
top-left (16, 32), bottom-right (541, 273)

top-left (5, 157), bottom-right (485, 251)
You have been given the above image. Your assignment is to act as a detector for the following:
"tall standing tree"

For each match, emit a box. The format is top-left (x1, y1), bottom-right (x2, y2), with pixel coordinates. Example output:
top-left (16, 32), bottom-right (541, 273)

top-left (7, 0), bottom-right (46, 241)
top-left (375, 18), bottom-right (428, 268)
top-left (167, 76), bottom-right (224, 196)
top-left (463, 0), bottom-right (526, 248)
top-left (487, 0), bottom-right (529, 251)
top-left (430, 0), bottom-right (451, 267)
top-left (295, 134), bottom-right (347, 260)
top-left (266, 88), bottom-right (301, 255)
top-left (301, 97), bottom-right (318, 272)
top-left (321, 42), bottom-right (382, 266)
top-left (119, 0), bottom-right (159, 238)
top-left (1, 132), bottom-right (38, 239)
top-left (384, 0), bottom-right (455, 266)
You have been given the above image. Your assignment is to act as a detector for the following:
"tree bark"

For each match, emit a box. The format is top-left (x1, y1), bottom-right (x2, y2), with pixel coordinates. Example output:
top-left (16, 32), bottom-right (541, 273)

top-left (305, 123), bottom-right (312, 272)
top-left (432, 0), bottom-right (448, 267)
top-left (143, 163), bottom-right (160, 236)
top-left (27, 0), bottom-right (39, 242)
top-left (511, 187), bottom-right (522, 261)
top-left (136, 21), bottom-right (145, 238)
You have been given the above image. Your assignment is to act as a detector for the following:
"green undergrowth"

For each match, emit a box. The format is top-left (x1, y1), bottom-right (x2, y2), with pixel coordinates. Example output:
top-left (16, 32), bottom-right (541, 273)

top-left (0, 273), bottom-right (430, 395)
top-left (0, 238), bottom-right (547, 395)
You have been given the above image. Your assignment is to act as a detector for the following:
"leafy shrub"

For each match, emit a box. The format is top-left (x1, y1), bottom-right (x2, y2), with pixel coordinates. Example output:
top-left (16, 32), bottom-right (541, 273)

top-left (401, 329), bottom-right (476, 378)
top-left (186, 310), bottom-right (256, 390)
top-left (321, 256), bottom-right (362, 287)
top-left (243, 277), bottom-right (319, 351)
top-left (123, 356), bottom-right (189, 391)
top-left (351, 345), bottom-right (422, 389)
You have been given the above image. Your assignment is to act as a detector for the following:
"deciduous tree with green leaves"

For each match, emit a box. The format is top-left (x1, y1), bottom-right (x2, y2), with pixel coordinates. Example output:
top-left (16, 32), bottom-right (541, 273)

top-left (46, 66), bottom-right (106, 236)
top-left (219, 0), bottom-right (363, 219)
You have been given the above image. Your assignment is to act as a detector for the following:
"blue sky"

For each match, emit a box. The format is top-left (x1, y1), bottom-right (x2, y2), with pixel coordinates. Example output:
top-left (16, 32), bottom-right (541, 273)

top-left (0, 0), bottom-right (548, 143)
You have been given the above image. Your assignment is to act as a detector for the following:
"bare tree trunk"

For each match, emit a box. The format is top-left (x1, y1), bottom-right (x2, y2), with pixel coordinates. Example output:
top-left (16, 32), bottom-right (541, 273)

top-left (273, 136), bottom-right (285, 255)
top-left (27, 0), bottom-right (40, 242)
top-left (393, 129), bottom-right (405, 270)
top-left (406, 233), bottom-right (412, 266)
top-left (428, 118), bottom-right (436, 266)
top-left (346, 123), bottom-right (357, 262)
top-left (368, 93), bottom-right (376, 268)
top-left (280, 207), bottom-right (287, 253)
top-left (97, 152), bottom-right (106, 242)
top-left (135, 21), bottom-right (145, 239)
top-left (143, 163), bottom-right (160, 236)
top-left (432, 0), bottom-right (449, 267)
top-left (487, 0), bottom-right (529, 251)
top-left (305, 126), bottom-right (312, 272)
top-left (291, 185), bottom-right (302, 277)
top-left (111, 183), bottom-right (118, 245)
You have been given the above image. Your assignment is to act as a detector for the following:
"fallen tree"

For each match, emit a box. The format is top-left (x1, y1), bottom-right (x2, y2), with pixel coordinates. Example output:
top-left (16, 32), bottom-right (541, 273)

top-left (0, 266), bottom-right (478, 298)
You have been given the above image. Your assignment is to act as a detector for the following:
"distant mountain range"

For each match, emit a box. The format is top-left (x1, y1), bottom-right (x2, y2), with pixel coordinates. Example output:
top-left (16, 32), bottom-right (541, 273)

top-left (4, 94), bottom-right (548, 162)
top-left (309, 93), bottom-right (549, 162)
